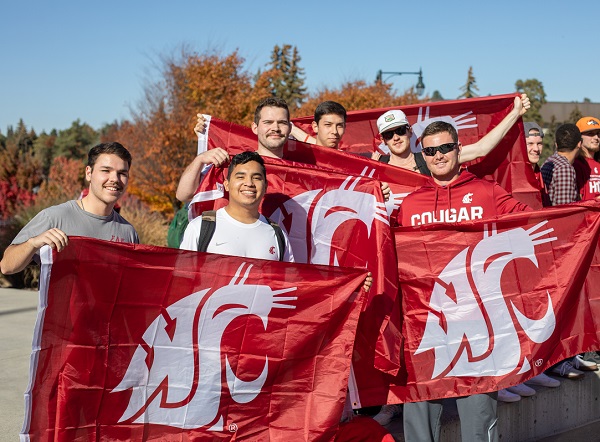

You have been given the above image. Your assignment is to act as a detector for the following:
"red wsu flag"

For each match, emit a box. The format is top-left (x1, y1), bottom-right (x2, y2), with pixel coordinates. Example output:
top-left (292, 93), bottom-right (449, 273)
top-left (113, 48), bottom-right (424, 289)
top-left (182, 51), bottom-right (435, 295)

top-left (190, 160), bottom-right (402, 374)
top-left (380, 202), bottom-right (600, 404)
top-left (291, 94), bottom-right (540, 208)
top-left (203, 94), bottom-right (541, 208)
top-left (22, 238), bottom-right (367, 441)
top-left (202, 120), bottom-right (428, 221)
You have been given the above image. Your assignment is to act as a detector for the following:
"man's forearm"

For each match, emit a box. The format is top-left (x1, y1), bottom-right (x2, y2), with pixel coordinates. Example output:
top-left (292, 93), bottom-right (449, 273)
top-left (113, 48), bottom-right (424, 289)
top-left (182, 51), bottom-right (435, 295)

top-left (176, 156), bottom-right (207, 202)
top-left (0, 242), bottom-right (37, 275)
top-left (459, 108), bottom-right (520, 164)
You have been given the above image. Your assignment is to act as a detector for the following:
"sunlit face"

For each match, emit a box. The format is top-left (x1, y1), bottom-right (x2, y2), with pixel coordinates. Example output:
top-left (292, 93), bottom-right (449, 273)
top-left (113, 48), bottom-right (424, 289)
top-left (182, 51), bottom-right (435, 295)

top-left (422, 131), bottom-right (461, 185)
top-left (251, 106), bottom-right (291, 156)
top-left (526, 132), bottom-right (544, 164)
top-left (581, 129), bottom-right (600, 156)
top-left (86, 153), bottom-right (129, 207)
top-left (224, 161), bottom-right (266, 210)
top-left (312, 113), bottom-right (346, 149)
top-left (381, 125), bottom-right (412, 157)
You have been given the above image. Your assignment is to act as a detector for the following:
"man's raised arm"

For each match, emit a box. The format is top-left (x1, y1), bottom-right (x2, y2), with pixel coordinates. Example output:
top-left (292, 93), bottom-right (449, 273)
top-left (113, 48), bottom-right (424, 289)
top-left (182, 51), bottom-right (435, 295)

top-left (459, 94), bottom-right (530, 163)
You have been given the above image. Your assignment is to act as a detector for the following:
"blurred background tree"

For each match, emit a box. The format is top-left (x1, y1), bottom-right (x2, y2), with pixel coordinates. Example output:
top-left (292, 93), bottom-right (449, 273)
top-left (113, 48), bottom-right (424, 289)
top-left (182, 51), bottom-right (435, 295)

top-left (458, 67), bottom-right (479, 99)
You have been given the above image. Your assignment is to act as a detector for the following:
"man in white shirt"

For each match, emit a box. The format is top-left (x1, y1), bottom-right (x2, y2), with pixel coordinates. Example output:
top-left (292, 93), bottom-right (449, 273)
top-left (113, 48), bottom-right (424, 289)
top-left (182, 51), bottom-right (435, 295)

top-left (180, 151), bottom-right (293, 262)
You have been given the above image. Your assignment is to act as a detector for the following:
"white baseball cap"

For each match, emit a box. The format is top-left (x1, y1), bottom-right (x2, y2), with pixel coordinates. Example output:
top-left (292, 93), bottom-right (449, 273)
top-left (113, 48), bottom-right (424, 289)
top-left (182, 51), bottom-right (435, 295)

top-left (377, 110), bottom-right (409, 134)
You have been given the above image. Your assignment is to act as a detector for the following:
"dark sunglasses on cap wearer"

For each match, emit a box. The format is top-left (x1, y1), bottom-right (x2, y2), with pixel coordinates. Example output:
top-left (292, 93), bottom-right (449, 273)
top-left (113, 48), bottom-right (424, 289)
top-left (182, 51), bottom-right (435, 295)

top-left (422, 142), bottom-right (458, 157)
top-left (381, 125), bottom-right (410, 141)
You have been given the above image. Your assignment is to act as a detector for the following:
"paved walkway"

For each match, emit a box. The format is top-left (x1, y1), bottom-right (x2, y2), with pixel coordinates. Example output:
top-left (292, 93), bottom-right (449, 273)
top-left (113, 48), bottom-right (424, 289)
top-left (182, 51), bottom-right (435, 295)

top-left (0, 288), bottom-right (38, 440)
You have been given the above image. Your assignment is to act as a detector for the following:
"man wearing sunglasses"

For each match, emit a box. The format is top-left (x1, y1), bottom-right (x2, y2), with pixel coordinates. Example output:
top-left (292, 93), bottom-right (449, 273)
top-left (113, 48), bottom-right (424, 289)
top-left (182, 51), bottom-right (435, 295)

top-left (574, 116), bottom-right (600, 201)
top-left (397, 121), bottom-right (530, 442)
top-left (372, 94), bottom-right (530, 175)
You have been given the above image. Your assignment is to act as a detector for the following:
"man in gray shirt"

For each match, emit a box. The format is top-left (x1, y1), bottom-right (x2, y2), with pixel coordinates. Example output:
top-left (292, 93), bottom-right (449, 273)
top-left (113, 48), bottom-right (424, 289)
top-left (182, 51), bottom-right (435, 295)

top-left (0, 142), bottom-right (138, 275)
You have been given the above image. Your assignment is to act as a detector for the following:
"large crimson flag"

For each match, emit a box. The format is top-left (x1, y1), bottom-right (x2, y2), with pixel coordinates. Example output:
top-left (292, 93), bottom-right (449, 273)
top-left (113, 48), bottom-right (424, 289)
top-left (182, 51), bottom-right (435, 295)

top-left (381, 202), bottom-right (600, 405)
top-left (202, 119), bottom-right (428, 221)
top-left (190, 160), bottom-right (403, 377)
top-left (293, 94), bottom-right (540, 207)
top-left (204, 94), bottom-right (541, 208)
top-left (22, 238), bottom-right (367, 441)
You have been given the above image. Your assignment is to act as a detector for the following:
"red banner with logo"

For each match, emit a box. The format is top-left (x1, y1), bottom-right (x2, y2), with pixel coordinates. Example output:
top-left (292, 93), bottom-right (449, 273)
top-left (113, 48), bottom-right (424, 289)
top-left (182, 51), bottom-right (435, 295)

top-left (204, 94), bottom-right (541, 208)
top-left (190, 160), bottom-right (403, 379)
top-left (23, 238), bottom-right (367, 441)
top-left (375, 202), bottom-right (600, 405)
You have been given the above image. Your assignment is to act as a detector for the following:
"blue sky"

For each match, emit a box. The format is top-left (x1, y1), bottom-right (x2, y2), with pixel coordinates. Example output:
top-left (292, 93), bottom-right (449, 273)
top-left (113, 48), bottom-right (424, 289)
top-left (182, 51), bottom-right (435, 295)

top-left (1, 0), bottom-right (594, 134)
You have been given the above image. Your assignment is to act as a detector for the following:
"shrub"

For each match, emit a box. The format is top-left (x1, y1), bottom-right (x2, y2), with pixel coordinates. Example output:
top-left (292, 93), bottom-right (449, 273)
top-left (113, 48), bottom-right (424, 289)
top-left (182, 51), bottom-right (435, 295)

top-left (119, 195), bottom-right (169, 247)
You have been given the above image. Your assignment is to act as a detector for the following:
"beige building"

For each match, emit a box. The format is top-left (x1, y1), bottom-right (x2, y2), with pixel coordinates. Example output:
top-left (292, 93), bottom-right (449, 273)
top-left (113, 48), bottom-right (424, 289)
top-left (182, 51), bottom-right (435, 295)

top-left (541, 101), bottom-right (600, 125)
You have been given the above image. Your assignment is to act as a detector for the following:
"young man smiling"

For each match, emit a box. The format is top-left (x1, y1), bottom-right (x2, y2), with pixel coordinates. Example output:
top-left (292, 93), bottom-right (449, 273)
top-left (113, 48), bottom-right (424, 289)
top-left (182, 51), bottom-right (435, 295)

top-left (1, 142), bottom-right (139, 275)
top-left (372, 94), bottom-right (530, 174)
top-left (180, 151), bottom-right (294, 261)
top-left (176, 98), bottom-right (292, 203)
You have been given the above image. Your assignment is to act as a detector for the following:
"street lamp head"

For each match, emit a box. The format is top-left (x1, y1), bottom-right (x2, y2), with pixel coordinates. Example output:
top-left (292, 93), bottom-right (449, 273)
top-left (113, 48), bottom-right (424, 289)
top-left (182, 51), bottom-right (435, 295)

top-left (416, 69), bottom-right (425, 96)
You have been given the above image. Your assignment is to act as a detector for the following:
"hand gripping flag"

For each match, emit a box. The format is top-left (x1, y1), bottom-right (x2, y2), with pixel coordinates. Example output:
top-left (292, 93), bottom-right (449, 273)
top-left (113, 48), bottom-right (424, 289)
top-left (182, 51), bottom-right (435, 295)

top-left (21, 238), bottom-right (366, 441)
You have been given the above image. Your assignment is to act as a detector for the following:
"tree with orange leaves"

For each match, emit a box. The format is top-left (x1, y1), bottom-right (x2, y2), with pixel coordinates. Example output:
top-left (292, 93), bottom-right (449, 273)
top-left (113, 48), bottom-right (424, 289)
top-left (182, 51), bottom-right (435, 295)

top-left (295, 80), bottom-right (425, 118)
top-left (111, 46), bottom-right (425, 214)
top-left (112, 49), bottom-right (274, 213)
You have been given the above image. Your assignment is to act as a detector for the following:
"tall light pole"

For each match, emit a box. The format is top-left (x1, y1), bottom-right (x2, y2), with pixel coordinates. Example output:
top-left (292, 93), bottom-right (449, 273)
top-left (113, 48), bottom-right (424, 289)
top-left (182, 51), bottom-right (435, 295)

top-left (376, 68), bottom-right (425, 96)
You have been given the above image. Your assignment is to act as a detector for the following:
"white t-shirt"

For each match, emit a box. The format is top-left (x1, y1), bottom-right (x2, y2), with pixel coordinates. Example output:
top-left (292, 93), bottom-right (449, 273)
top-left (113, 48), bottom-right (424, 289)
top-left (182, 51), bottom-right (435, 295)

top-left (180, 207), bottom-right (294, 262)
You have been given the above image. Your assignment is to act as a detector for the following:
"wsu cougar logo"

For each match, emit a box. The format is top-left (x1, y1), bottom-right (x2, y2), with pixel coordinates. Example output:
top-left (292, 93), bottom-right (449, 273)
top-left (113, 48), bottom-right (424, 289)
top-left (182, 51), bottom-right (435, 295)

top-left (268, 169), bottom-right (388, 265)
top-left (416, 221), bottom-right (557, 378)
top-left (112, 263), bottom-right (297, 430)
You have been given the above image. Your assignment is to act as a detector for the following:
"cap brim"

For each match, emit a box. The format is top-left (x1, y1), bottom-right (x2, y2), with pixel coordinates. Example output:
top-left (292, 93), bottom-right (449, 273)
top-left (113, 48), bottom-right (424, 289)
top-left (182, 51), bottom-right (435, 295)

top-left (379, 121), bottom-right (408, 134)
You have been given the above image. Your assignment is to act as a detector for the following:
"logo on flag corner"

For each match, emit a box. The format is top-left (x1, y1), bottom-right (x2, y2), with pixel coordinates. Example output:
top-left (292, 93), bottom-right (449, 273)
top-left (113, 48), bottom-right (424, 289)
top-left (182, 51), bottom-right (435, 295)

top-left (112, 262), bottom-right (297, 431)
top-left (416, 221), bottom-right (557, 379)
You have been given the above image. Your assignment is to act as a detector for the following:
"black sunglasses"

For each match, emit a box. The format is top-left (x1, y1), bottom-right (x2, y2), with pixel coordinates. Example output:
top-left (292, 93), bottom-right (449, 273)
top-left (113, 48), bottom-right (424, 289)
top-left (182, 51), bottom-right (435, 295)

top-left (422, 142), bottom-right (458, 157)
top-left (381, 125), bottom-right (409, 141)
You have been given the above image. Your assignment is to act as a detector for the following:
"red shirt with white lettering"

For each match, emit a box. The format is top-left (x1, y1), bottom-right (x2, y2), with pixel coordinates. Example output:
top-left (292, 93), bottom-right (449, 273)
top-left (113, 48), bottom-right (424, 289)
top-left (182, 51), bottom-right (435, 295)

top-left (574, 156), bottom-right (600, 201)
top-left (397, 171), bottom-right (531, 227)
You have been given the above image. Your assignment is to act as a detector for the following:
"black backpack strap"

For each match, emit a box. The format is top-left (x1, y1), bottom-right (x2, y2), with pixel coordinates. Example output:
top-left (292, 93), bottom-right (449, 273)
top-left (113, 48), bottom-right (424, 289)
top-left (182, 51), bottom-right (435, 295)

top-left (265, 217), bottom-right (286, 262)
top-left (197, 210), bottom-right (217, 252)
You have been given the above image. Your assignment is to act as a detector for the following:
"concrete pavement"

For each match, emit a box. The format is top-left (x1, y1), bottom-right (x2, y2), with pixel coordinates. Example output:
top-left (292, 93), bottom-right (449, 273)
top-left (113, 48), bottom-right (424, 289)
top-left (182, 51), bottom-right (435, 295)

top-left (0, 287), bottom-right (38, 440)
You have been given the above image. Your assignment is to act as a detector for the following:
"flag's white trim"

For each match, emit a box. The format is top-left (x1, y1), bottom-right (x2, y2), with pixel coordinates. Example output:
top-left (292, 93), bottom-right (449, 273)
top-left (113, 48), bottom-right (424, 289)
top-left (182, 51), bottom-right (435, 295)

top-left (197, 114), bottom-right (211, 155)
top-left (20, 245), bottom-right (53, 441)
top-left (347, 363), bottom-right (361, 409)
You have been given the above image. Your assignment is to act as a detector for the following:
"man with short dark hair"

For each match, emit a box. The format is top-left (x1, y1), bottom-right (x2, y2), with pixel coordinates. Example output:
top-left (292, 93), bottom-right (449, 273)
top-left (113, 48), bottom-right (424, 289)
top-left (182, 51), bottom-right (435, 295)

top-left (290, 101), bottom-right (347, 150)
top-left (398, 121), bottom-right (530, 442)
top-left (1, 142), bottom-right (139, 275)
top-left (180, 151), bottom-right (294, 261)
top-left (540, 123), bottom-right (582, 206)
top-left (176, 98), bottom-right (292, 203)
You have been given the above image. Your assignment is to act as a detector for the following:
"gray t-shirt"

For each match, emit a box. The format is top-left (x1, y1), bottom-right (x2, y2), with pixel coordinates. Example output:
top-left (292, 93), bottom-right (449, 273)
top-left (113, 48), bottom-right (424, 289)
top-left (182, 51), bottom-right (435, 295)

top-left (11, 200), bottom-right (139, 246)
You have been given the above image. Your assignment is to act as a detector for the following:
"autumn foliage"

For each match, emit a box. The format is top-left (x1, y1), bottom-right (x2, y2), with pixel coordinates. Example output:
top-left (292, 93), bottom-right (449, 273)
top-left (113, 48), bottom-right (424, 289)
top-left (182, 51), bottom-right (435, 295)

top-left (107, 47), bottom-right (424, 214)
top-left (296, 81), bottom-right (425, 118)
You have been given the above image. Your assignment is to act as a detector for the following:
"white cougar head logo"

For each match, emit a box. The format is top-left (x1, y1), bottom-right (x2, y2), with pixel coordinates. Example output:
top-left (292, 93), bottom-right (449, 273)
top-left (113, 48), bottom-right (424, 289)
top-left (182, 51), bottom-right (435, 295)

top-left (415, 220), bottom-right (557, 378)
top-left (112, 263), bottom-right (297, 430)
top-left (269, 168), bottom-right (388, 266)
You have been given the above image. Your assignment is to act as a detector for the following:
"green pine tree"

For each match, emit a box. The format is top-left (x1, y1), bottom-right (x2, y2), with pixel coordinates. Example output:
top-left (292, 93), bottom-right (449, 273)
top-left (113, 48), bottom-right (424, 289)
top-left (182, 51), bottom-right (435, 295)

top-left (266, 44), bottom-right (307, 111)
top-left (458, 67), bottom-right (479, 99)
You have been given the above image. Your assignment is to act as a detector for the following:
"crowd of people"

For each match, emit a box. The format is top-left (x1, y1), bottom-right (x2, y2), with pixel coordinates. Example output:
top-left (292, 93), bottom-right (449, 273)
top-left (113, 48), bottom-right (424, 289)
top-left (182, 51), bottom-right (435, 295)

top-left (1, 94), bottom-right (599, 442)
